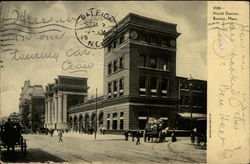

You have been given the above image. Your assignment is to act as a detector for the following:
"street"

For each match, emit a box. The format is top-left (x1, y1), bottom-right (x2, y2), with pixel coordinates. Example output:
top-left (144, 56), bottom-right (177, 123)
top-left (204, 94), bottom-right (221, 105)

top-left (1, 133), bottom-right (206, 163)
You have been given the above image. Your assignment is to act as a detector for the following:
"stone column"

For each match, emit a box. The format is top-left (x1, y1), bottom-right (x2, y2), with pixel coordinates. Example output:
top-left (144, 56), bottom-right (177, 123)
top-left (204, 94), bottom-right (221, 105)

top-left (52, 98), bottom-right (55, 123)
top-left (45, 101), bottom-right (48, 125)
top-left (63, 94), bottom-right (67, 123)
top-left (117, 119), bottom-right (120, 130)
top-left (97, 121), bottom-right (100, 131)
top-left (47, 100), bottom-right (51, 124)
top-left (58, 94), bottom-right (62, 123)
top-left (49, 98), bottom-right (53, 124)
top-left (54, 96), bottom-right (58, 123)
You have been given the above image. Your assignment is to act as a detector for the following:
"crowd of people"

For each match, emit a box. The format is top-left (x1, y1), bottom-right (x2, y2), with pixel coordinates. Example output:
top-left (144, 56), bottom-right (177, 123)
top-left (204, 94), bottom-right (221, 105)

top-left (124, 128), bottom-right (177, 146)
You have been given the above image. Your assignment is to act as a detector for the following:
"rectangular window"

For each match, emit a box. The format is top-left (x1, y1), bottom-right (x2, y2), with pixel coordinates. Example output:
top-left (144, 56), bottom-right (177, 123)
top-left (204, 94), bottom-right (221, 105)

top-left (120, 36), bottom-right (125, 44)
top-left (180, 96), bottom-right (183, 105)
top-left (120, 120), bottom-right (124, 130)
top-left (113, 113), bottom-right (117, 118)
top-left (160, 58), bottom-right (169, 71)
top-left (108, 45), bottom-right (112, 52)
top-left (119, 57), bottom-right (124, 69)
top-left (140, 34), bottom-right (146, 42)
top-left (139, 55), bottom-right (147, 67)
top-left (139, 76), bottom-right (147, 95)
top-left (150, 57), bottom-right (157, 69)
top-left (150, 77), bottom-right (157, 96)
top-left (161, 78), bottom-right (169, 97)
top-left (108, 82), bottom-right (112, 98)
top-left (185, 96), bottom-right (189, 105)
top-left (112, 120), bottom-right (117, 130)
top-left (107, 120), bottom-right (110, 129)
top-left (113, 60), bottom-right (118, 72)
top-left (180, 82), bottom-right (183, 89)
top-left (108, 62), bottom-right (112, 74)
top-left (119, 78), bottom-right (124, 96)
top-left (150, 36), bottom-right (157, 44)
top-left (113, 41), bottom-right (117, 49)
top-left (113, 80), bottom-right (118, 97)
top-left (120, 112), bottom-right (124, 118)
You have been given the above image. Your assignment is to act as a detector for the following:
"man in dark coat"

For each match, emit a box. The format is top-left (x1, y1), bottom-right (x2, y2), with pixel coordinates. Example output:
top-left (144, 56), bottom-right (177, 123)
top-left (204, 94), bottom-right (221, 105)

top-left (136, 129), bottom-right (141, 145)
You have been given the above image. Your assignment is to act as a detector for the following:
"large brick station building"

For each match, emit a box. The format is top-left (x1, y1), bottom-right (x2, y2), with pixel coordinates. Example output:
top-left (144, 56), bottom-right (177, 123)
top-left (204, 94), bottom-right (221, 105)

top-left (68, 13), bottom-right (187, 132)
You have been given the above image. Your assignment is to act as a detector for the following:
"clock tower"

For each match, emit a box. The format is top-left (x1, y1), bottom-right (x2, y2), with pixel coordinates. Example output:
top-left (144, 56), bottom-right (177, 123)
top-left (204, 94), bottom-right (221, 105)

top-left (102, 13), bottom-right (181, 130)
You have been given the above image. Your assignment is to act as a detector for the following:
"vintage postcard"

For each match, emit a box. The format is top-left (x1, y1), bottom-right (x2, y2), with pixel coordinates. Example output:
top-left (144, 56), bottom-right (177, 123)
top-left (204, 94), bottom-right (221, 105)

top-left (0, 1), bottom-right (249, 164)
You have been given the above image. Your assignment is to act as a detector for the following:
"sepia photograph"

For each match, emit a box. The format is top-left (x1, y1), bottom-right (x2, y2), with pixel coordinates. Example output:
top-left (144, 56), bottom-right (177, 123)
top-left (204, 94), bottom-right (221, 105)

top-left (0, 1), bottom-right (248, 164)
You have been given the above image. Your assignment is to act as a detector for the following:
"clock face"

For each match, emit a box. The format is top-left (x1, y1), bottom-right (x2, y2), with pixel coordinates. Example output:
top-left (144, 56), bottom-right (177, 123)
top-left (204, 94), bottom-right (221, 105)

top-left (170, 40), bottom-right (176, 47)
top-left (131, 31), bottom-right (138, 39)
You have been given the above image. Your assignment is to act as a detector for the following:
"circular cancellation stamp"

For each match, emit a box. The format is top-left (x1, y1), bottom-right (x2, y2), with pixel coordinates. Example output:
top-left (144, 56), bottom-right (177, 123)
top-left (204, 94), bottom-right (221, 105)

top-left (75, 8), bottom-right (117, 49)
top-left (213, 32), bottom-right (235, 58)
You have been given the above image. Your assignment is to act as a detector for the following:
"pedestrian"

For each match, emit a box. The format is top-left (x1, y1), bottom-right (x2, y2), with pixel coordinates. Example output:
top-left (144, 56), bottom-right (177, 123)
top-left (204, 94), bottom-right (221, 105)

top-left (191, 128), bottom-right (196, 143)
top-left (136, 129), bottom-right (141, 145)
top-left (124, 130), bottom-right (129, 141)
top-left (58, 130), bottom-right (63, 142)
top-left (50, 129), bottom-right (54, 137)
top-left (132, 131), bottom-right (136, 142)
top-left (171, 132), bottom-right (177, 142)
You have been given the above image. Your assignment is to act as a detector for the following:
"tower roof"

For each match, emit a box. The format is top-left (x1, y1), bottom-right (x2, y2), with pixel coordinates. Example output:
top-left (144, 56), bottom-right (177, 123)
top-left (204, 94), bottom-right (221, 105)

top-left (104, 13), bottom-right (180, 42)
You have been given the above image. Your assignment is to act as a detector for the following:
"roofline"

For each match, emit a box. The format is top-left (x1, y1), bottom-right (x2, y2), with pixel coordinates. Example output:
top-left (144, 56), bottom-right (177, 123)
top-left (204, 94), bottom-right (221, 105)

top-left (105, 12), bottom-right (178, 36)
top-left (127, 13), bottom-right (177, 26)
top-left (58, 75), bottom-right (88, 80)
top-left (176, 76), bottom-right (207, 82)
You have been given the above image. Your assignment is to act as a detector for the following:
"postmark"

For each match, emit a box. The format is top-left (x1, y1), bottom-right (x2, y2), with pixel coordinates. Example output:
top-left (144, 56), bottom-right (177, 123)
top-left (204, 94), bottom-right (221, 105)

top-left (212, 32), bottom-right (235, 58)
top-left (75, 8), bottom-right (117, 49)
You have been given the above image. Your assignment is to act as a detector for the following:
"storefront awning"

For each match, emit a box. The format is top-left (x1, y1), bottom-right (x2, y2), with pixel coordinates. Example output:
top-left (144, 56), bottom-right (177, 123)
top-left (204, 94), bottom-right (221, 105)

top-left (177, 113), bottom-right (207, 119)
top-left (138, 116), bottom-right (147, 120)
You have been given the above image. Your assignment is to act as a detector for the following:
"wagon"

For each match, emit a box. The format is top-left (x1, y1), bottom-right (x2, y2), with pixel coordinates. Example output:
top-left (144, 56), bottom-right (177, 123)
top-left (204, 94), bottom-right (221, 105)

top-left (143, 120), bottom-right (168, 142)
top-left (0, 123), bottom-right (27, 152)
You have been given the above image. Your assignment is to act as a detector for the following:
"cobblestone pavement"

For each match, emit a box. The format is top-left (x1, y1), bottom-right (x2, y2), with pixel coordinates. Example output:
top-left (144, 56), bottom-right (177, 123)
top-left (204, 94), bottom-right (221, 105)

top-left (1, 133), bottom-right (206, 164)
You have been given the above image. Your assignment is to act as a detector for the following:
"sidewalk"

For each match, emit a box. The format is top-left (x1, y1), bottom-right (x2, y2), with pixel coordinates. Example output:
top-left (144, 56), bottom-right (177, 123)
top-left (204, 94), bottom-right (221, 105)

top-left (62, 133), bottom-right (206, 163)
top-left (63, 132), bottom-right (124, 140)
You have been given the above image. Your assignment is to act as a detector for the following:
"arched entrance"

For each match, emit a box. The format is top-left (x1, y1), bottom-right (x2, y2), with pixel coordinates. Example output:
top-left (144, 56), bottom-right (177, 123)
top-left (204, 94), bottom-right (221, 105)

top-left (69, 116), bottom-right (73, 130)
top-left (91, 113), bottom-right (96, 132)
top-left (79, 114), bottom-right (83, 133)
top-left (85, 114), bottom-right (90, 133)
top-left (73, 115), bottom-right (78, 132)
top-left (98, 111), bottom-right (104, 128)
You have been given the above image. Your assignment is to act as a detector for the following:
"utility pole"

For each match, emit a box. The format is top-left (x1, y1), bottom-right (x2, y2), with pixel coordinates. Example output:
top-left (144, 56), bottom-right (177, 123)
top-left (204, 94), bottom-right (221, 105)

top-left (95, 88), bottom-right (97, 139)
top-left (0, 60), bottom-right (3, 116)
top-left (188, 74), bottom-right (194, 143)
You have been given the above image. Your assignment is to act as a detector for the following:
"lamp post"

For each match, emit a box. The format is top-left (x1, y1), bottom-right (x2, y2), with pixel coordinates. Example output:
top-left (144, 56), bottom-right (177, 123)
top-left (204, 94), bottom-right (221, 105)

top-left (188, 74), bottom-right (194, 143)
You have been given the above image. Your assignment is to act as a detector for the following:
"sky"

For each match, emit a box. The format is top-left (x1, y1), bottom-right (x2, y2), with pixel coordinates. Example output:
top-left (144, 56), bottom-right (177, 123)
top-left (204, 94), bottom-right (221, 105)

top-left (0, 1), bottom-right (207, 117)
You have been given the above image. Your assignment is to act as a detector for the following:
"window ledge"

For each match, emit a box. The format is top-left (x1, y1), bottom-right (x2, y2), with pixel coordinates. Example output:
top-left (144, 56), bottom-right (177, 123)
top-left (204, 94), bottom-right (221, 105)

top-left (107, 68), bottom-right (126, 77)
top-left (138, 66), bottom-right (170, 72)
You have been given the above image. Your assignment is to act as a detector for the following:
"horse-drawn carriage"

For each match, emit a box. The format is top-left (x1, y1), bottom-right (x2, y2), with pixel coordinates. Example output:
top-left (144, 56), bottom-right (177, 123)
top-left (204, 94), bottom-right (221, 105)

top-left (0, 122), bottom-right (27, 152)
top-left (143, 119), bottom-right (168, 142)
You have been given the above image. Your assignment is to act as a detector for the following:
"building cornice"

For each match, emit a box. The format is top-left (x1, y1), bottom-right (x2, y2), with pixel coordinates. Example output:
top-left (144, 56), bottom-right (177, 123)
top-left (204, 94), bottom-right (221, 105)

top-left (68, 95), bottom-right (179, 114)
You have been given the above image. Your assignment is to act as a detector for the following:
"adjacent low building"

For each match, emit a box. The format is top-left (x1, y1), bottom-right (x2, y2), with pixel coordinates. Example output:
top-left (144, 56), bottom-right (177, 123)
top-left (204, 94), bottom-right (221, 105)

top-left (19, 80), bottom-right (45, 131)
top-left (44, 75), bottom-right (88, 129)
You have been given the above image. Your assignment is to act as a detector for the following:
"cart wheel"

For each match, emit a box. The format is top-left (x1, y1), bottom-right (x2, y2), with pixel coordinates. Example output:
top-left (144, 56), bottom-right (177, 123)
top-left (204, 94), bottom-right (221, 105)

top-left (23, 140), bottom-right (27, 153)
top-left (20, 137), bottom-right (24, 152)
